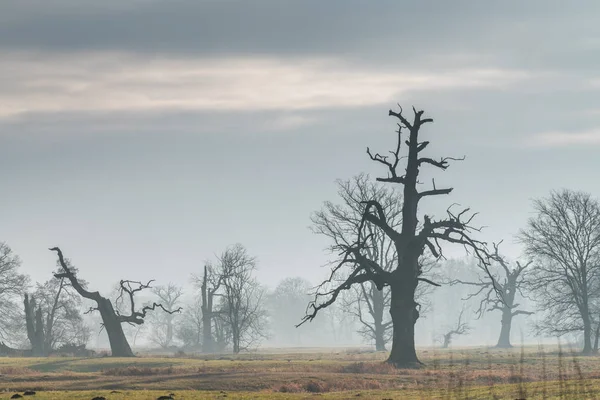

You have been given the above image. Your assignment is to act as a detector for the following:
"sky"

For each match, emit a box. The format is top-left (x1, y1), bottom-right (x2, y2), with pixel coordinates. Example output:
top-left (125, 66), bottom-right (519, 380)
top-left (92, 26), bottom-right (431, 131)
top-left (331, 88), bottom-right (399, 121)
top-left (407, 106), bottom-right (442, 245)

top-left (2, 0), bottom-right (600, 297)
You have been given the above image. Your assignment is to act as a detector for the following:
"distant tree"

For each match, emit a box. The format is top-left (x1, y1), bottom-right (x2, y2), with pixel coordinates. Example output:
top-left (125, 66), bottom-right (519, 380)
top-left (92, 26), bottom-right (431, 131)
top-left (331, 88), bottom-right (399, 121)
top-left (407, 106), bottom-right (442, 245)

top-left (518, 190), bottom-right (600, 355)
top-left (450, 244), bottom-right (533, 348)
top-left (25, 264), bottom-right (91, 354)
top-left (267, 277), bottom-right (313, 345)
top-left (176, 295), bottom-right (203, 350)
top-left (50, 247), bottom-right (182, 357)
top-left (216, 244), bottom-right (268, 353)
top-left (301, 106), bottom-right (489, 367)
top-left (439, 308), bottom-right (471, 349)
top-left (0, 242), bottom-right (29, 347)
top-left (191, 263), bottom-right (224, 353)
top-left (148, 283), bottom-right (183, 348)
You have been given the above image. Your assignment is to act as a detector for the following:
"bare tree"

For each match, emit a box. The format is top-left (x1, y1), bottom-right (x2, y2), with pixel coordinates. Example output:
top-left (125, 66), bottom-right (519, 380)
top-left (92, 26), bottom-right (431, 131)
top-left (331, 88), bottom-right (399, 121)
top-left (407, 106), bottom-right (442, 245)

top-left (450, 244), bottom-right (533, 348)
top-left (439, 308), bottom-right (471, 348)
top-left (267, 277), bottom-right (314, 346)
top-left (176, 295), bottom-right (204, 350)
top-left (50, 247), bottom-right (182, 357)
top-left (0, 242), bottom-right (29, 346)
top-left (300, 106), bottom-right (489, 367)
top-left (312, 174), bottom-right (399, 351)
top-left (216, 244), bottom-right (268, 353)
top-left (518, 190), bottom-right (600, 355)
top-left (148, 283), bottom-right (183, 348)
top-left (191, 263), bottom-right (224, 353)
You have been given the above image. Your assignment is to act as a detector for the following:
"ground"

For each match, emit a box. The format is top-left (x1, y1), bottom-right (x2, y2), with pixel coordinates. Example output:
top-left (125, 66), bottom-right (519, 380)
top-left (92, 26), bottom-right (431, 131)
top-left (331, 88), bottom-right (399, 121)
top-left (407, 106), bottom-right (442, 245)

top-left (1, 346), bottom-right (599, 399)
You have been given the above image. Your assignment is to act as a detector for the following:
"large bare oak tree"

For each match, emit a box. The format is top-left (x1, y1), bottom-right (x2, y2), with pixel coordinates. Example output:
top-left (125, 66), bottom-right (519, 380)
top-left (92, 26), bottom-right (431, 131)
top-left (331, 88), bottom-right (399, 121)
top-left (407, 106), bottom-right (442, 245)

top-left (300, 106), bottom-right (489, 367)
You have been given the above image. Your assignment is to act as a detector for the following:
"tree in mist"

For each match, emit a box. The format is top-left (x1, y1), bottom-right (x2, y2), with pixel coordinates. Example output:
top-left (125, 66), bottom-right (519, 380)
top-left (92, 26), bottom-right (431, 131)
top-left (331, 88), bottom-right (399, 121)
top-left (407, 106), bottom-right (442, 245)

top-left (518, 190), bottom-right (600, 354)
top-left (301, 106), bottom-right (489, 367)
top-left (216, 244), bottom-right (268, 353)
top-left (450, 244), bottom-right (533, 348)
top-left (439, 308), bottom-right (471, 349)
top-left (147, 283), bottom-right (184, 348)
top-left (312, 174), bottom-right (437, 351)
top-left (0, 242), bottom-right (29, 347)
top-left (50, 247), bottom-right (182, 357)
top-left (191, 263), bottom-right (224, 353)
top-left (267, 277), bottom-right (314, 345)
top-left (176, 295), bottom-right (204, 350)
top-left (24, 264), bottom-right (91, 355)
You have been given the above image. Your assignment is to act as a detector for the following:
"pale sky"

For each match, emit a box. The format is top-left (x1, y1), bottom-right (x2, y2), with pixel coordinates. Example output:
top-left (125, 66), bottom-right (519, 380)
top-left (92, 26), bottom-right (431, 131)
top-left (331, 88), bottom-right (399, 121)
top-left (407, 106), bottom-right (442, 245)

top-left (1, 1), bottom-right (600, 296)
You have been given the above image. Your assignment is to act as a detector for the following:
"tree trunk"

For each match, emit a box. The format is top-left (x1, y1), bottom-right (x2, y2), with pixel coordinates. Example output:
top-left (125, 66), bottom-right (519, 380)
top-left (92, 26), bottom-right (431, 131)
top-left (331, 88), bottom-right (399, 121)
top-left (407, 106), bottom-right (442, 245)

top-left (24, 295), bottom-right (46, 356)
top-left (582, 318), bottom-right (593, 355)
top-left (98, 298), bottom-right (134, 357)
top-left (374, 327), bottom-right (386, 351)
top-left (496, 309), bottom-right (513, 348)
top-left (386, 283), bottom-right (420, 368)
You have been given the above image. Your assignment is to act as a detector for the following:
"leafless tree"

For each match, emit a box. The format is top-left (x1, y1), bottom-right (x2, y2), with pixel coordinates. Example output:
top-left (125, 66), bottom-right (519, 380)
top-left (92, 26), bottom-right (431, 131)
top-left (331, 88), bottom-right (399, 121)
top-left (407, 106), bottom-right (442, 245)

top-left (450, 244), bottom-right (533, 348)
top-left (439, 308), bottom-right (471, 348)
top-left (216, 244), bottom-right (268, 353)
top-left (50, 247), bottom-right (182, 357)
top-left (191, 263), bottom-right (224, 353)
top-left (147, 283), bottom-right (183, 348)
top-left (267, 277), bottom-right (314, 345)
top-left (518, 190), bottom-right (600, 354)
top-left (25, 265), bottom-right (91, 355)
top-left (300, 106), bottom-right (490, 367)
top-left (176, 295), bottom-right (204, 350)
top-left (0, 242), bottom-right (29, 347)
top-left (312, 174), bottom-right (437, 351)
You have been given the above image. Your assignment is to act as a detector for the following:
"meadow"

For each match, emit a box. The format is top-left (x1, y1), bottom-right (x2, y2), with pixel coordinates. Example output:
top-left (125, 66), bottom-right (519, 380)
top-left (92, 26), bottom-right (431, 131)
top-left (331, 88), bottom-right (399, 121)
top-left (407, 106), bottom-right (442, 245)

top-left (1, 346), bottom-right (599, 399)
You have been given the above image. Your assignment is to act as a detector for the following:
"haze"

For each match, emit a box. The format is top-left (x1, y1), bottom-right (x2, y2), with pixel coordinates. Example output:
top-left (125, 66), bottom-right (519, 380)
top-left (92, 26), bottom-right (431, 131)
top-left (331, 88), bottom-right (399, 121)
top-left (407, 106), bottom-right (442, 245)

top-left (1, 1), bottom-right (600, 349)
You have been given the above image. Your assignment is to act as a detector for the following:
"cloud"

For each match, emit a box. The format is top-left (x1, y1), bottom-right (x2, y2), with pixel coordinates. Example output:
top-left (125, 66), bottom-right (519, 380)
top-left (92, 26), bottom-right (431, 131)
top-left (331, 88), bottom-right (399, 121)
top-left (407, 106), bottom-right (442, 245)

top-left (0, 52), bottom-right (531, 119)
top-left (525, 129), bottom-right (600, 147)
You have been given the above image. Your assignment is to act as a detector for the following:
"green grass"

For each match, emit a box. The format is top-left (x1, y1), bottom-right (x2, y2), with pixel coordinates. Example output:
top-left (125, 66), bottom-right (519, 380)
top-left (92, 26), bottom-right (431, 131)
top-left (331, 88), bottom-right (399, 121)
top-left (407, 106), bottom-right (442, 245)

top-left (1, 345), bottom-right (599, 399)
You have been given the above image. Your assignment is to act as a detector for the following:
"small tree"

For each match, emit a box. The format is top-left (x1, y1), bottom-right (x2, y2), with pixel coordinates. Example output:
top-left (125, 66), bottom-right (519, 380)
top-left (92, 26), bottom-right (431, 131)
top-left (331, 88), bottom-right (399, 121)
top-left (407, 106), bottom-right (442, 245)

top-left (148, 283), bottom-right (183, 348)
top-left (439, 308), bottom-right (471, 349)
top-left (450, 244), bottom-right (533, 348)
top-left (216, 244), bottom-right (268, 353)
top-left (518, 190), bottom-right (600, 354)
top-left (191, 263), bottom-right (224, 353)
top-left (176, 295), bottom-right (204, 350)
top-left (0, 242), bottom-right (29, 346)
top-left (50, 247), bottom-right (182, 357)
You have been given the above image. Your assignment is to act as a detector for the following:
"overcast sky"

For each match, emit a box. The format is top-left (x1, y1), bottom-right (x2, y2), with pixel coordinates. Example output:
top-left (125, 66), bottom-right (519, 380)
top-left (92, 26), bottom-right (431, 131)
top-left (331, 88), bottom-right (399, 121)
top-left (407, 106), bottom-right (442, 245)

top-left (1, 1), bottom-right (600, 295)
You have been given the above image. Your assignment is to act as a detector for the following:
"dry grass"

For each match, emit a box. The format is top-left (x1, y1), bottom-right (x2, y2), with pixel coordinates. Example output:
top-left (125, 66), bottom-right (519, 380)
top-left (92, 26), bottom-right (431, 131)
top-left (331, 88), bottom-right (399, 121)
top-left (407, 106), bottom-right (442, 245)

top-left (0, 345), bottom-right (599, 398)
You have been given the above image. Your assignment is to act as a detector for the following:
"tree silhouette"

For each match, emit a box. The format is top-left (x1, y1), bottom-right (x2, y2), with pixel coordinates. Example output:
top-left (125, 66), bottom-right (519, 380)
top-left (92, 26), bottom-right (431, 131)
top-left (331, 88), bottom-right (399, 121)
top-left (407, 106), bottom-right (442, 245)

top-left (300, 105), bottom-right (489, 367)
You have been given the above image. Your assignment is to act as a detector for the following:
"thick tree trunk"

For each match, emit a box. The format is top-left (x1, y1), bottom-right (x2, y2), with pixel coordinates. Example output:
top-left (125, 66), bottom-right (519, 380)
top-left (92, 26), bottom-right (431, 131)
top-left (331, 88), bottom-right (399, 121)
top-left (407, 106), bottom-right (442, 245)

top-left (98, 298), bottom-right (134, 357)
top-left (496, 309), bottom-right (513, 348)
top-left (386, 283), bottom-right (420, 368)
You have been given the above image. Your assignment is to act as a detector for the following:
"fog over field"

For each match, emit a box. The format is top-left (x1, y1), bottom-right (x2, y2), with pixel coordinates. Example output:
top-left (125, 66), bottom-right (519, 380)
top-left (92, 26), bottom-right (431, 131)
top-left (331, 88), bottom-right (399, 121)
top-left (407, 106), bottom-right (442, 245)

top-left (2, 1), bottom-right (600, 357)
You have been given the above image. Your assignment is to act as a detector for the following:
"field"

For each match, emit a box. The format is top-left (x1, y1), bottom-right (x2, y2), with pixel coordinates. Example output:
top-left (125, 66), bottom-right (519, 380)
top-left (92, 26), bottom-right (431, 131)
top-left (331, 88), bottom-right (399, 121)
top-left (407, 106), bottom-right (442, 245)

top-left (1, 346), bottom-right (600, 399)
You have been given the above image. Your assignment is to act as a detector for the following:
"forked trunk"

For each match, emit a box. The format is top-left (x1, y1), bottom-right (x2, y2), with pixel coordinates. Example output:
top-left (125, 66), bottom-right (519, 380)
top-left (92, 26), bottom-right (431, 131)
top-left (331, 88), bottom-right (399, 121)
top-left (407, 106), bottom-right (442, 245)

top-left (496, 309), bottom-right (513, 348)
top-left (98, 298), bottom-right (134, 357)
top-left (386, 283), bottom-right (420, 368)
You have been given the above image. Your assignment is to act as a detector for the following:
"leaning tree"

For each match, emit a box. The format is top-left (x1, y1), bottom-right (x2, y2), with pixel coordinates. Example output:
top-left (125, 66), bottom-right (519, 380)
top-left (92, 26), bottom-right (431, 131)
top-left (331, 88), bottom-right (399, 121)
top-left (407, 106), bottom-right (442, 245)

top-left (300, 106), bottom-right (490, 367)
top-left (50, 247), bottom-right (181, 357)
top-left (450, 243), bottom-right (533, 348)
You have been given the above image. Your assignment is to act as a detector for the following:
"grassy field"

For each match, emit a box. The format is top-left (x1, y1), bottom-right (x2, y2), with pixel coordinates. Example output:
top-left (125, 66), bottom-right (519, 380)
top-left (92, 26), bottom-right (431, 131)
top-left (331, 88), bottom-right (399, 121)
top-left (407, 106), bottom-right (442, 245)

top-left (1, 345), bottom-right (600, 399)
